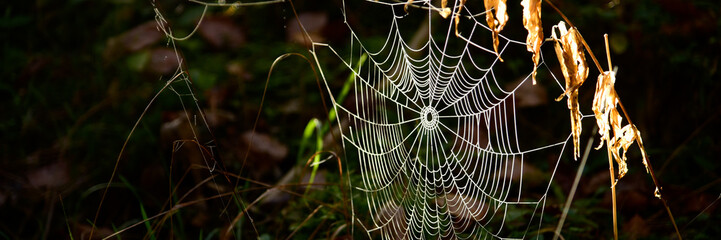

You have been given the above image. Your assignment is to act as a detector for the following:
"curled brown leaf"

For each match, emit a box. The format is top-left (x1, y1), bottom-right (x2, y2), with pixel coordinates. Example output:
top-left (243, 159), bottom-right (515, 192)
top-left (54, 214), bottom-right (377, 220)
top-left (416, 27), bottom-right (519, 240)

top-left (404, 0), bottom-right (414, 12)
top-left (592, 70), bottom-right (649, 180)
top-left (439, 0), bottom-right (451, 18)
top-left (454, 0), bottom-right (468, 37)
top-left (552, 21), bottom-right (589, 160)
top-left (484, 0), bottom-right (508, 61)
top-left (592, 70), bottom-right (617, 149)
top-left (521, 0), bottom-right (542, 84)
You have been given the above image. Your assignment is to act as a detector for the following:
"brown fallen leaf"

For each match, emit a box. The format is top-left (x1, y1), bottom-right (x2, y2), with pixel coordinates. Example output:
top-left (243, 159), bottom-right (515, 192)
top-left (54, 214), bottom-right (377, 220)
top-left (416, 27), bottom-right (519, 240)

top-left (551, 21), bottom-right (588, 160)
top-left (521, 0), bottom-right (542, 84)
top-left (484, 0), bottom-right (508, 61)
top-left (436, 193), bottom-right (489, 231)
top-left (287, 12), bottom-right (327, 47)
top-left (376, 202), bottom-right (408, 239)
top-left (27, 161), bottom-right (68, 189)
top-left (147, 48), bottom-right (179, 75)
top-left (103, 21), bottom-right (164, 61)
top-left (622, 214), bottom-right (651, 240)
top-left (198, 16), bottom-right (246, 49)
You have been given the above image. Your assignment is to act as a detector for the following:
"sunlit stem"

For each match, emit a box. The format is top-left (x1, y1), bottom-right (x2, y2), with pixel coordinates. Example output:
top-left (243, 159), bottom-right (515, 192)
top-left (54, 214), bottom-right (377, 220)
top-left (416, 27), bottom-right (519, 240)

top-left (603, 33), bottom-right (619, 240)
top-left (553, 126), bottom-right (597, 240)
top-left (607, 146), bottom-right (619, 240)
top-left (604, 34), bottom-right (612, 71)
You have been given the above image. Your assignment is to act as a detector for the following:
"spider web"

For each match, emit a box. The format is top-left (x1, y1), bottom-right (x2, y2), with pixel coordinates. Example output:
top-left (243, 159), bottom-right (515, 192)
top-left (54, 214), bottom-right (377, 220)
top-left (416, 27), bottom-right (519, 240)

top-left (310, 0), bottom-right (572, 238)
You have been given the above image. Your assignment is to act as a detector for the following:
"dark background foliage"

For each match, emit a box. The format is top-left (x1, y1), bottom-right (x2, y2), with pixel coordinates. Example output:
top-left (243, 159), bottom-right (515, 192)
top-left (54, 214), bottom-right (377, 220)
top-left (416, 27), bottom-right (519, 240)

top-left (1, 0), bottom-right (719, 239)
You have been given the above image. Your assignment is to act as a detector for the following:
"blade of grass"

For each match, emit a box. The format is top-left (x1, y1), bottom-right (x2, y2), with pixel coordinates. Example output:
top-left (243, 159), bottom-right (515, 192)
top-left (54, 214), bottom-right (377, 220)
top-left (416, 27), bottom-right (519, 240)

top-left (118, 175), bottom-right (157, 240)
top-left (553, 126), bottom-right (596, 240)
top-left (325, 53), bottom-right (367, 128)
top-left (299, 119), bottom-right (323, 194)
top-left (90, 71), bottom-right (184, 239)
top-left (59, 195), bottom-right (75, 240)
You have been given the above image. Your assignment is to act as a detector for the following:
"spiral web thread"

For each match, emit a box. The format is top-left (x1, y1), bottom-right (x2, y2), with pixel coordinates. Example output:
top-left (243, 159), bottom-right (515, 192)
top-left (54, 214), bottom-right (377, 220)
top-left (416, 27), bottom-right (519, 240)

top-left (312, 0), bottom-right (573, 239)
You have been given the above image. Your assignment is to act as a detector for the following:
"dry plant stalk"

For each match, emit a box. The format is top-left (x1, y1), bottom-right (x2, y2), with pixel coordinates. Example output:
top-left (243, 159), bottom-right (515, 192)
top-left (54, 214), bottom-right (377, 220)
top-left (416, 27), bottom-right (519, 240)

top-left (551, 21), bottom-right (588, 160)
top-left (484, 0), bottom-right (508, 61)
top-left (521, 0), bottom-right (542, 84)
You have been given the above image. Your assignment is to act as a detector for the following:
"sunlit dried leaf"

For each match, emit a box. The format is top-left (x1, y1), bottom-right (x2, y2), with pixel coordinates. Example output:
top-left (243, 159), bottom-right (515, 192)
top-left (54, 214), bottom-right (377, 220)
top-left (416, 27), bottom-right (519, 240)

top-left (404, 0), bottom-right (414, 12)
top-left (454, 0), bottom-right (468, 37)
top-left (432, 0), bottom-right (450, 18)
top-left (552, 21), bottom-right (589, 160)
top-left (521, 0), bottom-right (542, 84)
top-left (592, 71), bottom-right (617, 149)
top-left (439, 8), bottom-right (451, 18)
top-left (592, 70), bottom-right (650, 180)
top-left (484, 0), bottom-right (508, 61)
top-left (592, 70), bottom-right (625, 177)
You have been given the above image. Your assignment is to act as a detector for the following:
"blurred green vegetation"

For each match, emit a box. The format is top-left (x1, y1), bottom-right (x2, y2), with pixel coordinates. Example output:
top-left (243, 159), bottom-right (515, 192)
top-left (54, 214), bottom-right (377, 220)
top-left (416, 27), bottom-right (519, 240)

top-left (1, 0), bottom-right (719, 239)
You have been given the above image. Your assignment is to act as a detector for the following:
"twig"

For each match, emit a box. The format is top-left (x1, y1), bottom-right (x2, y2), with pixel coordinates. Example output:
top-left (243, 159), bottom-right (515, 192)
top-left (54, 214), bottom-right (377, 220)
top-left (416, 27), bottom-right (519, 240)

top-left (285, 206), bottom-right (324, 240)
top-left (603, 35), bottom-right (618, 240)
top-left (683, 193), bottom-right (721, 231)
top-left (553, 125), bottom-right (597, 240)
top-left (606, 142), bottom-right (619, 240)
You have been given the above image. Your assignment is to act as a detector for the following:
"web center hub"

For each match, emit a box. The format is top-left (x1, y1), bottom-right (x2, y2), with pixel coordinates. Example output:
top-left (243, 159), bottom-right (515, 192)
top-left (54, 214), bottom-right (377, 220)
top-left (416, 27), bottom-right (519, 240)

top-left (420, 107), bottom-right (439, 130)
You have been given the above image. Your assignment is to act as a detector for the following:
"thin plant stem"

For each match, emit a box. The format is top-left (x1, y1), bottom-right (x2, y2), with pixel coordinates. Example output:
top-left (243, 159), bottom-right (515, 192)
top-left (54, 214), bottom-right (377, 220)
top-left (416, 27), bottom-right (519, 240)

top-left (90, 71), bottom-right (183, 239)
top-left (604, 36), bottom-right (618, 240)
top-left (607, 145), bottom-right (619, 240)
top-left (553, 126), bottom-right (597, 240)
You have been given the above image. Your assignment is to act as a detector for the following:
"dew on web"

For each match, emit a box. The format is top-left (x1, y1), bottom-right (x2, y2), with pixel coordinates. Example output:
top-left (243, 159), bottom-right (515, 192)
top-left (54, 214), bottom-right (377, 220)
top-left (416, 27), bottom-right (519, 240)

top-left (309, 0), bottom-right (574, 238)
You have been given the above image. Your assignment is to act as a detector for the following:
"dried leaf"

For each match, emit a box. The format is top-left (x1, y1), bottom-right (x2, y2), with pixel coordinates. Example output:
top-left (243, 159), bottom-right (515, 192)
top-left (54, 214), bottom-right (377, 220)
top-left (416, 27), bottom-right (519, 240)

top-left (27, 161), bottom-right (68, 188)
top-left (287, 12), bottom-right (328, 47)
top-left (592, 70), bottom-right (649, 180)
top-left (454, 0), bottom-right (468, 37)
top-left (552, 21), bottom-right (589, 159)
top-left (404, 0), bottom-right (414, 12)
top-left (439, 0), bottom-right (451, 18)
top-left (484, 0), bottom-right (508, 61)
top-left (592, 70), bottom-right (624, 177)
top-left (147, 48), bottom-right (179, 75)
top-left (521, 0), bottom-right (542, 84)
top-left (592, 71), bottom-right (617, 149)
top-left (199, 16), bottom-right (246, 49)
